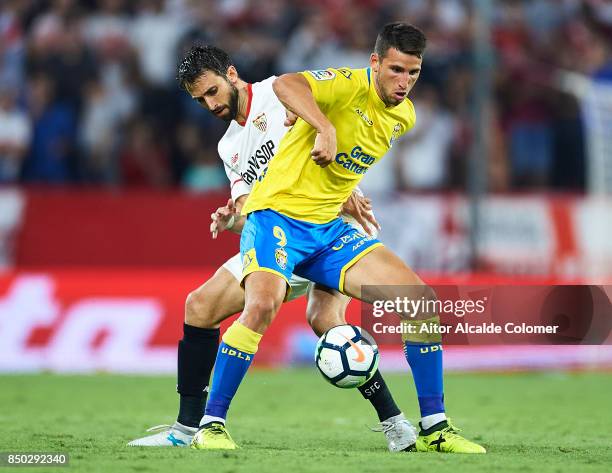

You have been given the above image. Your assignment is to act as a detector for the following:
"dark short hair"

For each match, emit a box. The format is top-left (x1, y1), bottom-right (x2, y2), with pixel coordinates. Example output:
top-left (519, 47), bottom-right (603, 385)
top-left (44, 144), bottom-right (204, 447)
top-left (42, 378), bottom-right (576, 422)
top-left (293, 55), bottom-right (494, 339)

top-left (177, 45), bottom-right (233, 91)
top-left (374, 22), bottom-right (427, 59)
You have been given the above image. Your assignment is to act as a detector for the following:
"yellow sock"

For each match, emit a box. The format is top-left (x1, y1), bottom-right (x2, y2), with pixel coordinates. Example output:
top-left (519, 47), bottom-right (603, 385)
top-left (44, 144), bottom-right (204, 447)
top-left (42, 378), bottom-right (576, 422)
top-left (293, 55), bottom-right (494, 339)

top-left (222, 321), bottom-right (263, 354)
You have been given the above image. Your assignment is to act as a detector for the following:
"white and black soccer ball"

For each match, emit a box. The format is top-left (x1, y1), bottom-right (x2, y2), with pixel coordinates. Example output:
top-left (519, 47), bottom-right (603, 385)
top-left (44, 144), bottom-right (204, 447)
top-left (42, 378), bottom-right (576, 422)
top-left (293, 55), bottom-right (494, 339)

top-left (315, 324), bottom-right (379, 389)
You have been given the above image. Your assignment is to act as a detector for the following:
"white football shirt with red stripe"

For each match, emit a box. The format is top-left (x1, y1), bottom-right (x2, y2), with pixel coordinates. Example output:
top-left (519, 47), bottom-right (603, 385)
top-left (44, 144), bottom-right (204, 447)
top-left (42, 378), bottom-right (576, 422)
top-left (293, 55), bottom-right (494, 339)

top-left (217, 77), bottom-right (288, 202)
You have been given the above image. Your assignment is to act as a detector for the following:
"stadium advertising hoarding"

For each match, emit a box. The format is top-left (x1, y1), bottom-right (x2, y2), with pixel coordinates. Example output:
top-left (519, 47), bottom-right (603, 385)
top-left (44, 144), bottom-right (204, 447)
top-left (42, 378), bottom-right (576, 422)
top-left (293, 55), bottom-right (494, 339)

top-left (375, 194), bottom-right (612, 277)
top-left (2, 191), bottom-right (612, 276)
top-left (2, 191), bottom-right (612, 373)
top-left (2, 271), bottom-right (612, 374)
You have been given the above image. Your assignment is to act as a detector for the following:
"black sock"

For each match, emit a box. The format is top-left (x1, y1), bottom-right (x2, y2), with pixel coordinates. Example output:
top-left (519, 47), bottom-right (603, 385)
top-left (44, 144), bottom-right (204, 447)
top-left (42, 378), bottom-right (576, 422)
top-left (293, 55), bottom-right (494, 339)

top-left (177, 323), bottom-right (220, 428)
top-left (420, 419), bottom-right (449, 435)
top-left (357, 370), bottom-right (402, 422)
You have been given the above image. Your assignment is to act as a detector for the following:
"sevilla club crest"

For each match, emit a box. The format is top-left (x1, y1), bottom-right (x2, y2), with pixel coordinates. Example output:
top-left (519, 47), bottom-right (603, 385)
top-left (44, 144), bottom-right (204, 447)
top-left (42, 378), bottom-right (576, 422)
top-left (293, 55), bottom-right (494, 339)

top-left (252, 113), bottom-right (267, 132)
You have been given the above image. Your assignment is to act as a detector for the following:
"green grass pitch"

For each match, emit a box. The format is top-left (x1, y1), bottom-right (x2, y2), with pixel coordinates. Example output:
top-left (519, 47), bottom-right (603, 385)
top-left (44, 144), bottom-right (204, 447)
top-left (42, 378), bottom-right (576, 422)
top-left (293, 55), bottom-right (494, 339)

top-left (1, 370), bottom-right (611, 472)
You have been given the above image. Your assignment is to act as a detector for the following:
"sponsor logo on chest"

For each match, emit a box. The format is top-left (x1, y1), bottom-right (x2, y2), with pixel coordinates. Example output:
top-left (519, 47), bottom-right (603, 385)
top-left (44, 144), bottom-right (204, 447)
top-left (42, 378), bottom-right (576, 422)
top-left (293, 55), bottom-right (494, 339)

top-left (355, 108), bottom-right (373, 126)
top-left (241, 139), bottom-right (276, 185)
top-left (334, 145), bottom-right (377, 175)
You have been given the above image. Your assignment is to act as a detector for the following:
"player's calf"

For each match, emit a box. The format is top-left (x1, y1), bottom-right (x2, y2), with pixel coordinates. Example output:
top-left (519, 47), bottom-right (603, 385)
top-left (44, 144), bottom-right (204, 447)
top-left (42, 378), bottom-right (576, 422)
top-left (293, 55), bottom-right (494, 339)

top-left (342, 247), bottom-right (449, 434)
top-left (199, 272), bottom-right (285, 428)
top-left (307, 285), bottom-right (417, 451)
top-left (177, 269), bottom-right (247, 429)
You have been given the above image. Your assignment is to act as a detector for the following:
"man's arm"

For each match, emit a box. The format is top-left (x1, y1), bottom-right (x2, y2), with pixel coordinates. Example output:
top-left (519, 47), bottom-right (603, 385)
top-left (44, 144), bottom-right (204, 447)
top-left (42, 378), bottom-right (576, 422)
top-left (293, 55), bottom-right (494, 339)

top-left (272, 74), bottom-right (336, 167)
top-left (341, 190), bottom-right (381, 236)
top-left (272, 74), bottom-right (332, 134)
top-left (210, 194), bottom-right (248, 238)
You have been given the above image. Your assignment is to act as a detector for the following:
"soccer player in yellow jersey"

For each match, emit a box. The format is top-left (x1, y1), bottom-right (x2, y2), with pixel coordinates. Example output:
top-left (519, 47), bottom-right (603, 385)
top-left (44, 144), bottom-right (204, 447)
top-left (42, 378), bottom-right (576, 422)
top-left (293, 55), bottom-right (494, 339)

top-left (193, 23), bottom-right (485, 453)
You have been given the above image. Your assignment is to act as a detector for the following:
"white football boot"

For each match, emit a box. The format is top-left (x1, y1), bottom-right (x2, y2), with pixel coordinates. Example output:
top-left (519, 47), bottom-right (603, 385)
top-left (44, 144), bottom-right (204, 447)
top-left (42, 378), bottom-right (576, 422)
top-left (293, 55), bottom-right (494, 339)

top-left (370, 413), bottom-right (418, 452)
top-left (127, 422), bottom-right (197, 447)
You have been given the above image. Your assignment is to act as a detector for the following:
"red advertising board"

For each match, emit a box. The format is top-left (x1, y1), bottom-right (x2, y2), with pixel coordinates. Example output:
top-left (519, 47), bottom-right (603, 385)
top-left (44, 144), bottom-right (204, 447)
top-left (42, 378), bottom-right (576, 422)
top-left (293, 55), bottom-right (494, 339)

top-left (2, 270), bottom-right (611, 373)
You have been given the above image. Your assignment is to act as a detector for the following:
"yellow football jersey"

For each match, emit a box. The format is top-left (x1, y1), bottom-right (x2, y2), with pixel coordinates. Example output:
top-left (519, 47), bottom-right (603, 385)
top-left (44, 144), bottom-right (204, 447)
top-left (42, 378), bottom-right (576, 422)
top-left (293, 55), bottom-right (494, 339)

top-left (242, 67), bottom-right (416, 223)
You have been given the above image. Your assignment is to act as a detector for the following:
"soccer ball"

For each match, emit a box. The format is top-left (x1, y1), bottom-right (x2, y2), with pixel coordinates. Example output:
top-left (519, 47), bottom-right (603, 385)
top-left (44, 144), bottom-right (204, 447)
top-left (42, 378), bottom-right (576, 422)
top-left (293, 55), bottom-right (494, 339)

top-left (315, 324), bottom-right (379, 388)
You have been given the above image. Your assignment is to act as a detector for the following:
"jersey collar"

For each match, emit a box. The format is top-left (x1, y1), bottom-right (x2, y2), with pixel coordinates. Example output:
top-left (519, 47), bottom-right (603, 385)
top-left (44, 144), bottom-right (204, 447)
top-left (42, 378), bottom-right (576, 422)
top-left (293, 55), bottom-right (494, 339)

top-left (237, 83), bottom-right (253, 127)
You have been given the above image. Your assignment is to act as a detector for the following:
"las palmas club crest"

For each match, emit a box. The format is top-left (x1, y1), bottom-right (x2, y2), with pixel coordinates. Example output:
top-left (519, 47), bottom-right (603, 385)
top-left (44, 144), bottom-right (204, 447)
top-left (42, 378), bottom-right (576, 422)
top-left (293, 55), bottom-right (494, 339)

top-left (252, 113), bottom-right (267, 132)
top-left (275, 247), bottom-right (288, 270)
top-left (390, 123), bottom-right (401, 147)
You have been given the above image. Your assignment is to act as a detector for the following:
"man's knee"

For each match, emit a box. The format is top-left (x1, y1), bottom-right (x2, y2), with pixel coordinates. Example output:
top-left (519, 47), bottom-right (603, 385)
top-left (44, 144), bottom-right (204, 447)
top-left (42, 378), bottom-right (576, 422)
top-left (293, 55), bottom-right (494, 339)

top-left (397, 283), bottom-right (438, 321)
top-left (306, 304), bottom-right (345, 337)
top-left (421, 284), bottom-right (438, 307)
top-left (305, 308), bottom-right (316, 331)
top-left (241, 296), bottom-right (281, 332)
top-left (399, 283), bottom-right (442, 343)
top-left (308, 312), bottom-right (346, 337)
top-left (185, 287), bottom-right (217, 328)
top-left (305, 298), bottom-right (322, 328)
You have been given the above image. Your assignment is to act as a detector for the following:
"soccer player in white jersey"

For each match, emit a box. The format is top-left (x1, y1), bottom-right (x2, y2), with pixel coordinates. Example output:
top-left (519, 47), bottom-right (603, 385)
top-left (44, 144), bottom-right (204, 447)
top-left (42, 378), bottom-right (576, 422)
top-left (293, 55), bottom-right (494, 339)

top-left (128, 45), bottom-right (416, 452)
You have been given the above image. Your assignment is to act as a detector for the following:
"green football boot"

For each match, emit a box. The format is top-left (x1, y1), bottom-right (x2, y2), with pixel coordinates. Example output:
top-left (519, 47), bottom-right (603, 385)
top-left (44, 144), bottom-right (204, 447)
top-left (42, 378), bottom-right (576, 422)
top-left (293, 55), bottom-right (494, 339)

top-left (190, 422), bottom-right (238, 450)
top-left (416, 419), bottom-right (486, 454)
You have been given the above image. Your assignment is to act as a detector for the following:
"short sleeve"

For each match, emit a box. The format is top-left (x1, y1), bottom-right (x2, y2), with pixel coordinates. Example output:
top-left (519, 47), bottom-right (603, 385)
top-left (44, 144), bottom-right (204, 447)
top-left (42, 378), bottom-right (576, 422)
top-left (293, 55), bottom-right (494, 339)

top-left (300, 68), bottom-right (362, 112)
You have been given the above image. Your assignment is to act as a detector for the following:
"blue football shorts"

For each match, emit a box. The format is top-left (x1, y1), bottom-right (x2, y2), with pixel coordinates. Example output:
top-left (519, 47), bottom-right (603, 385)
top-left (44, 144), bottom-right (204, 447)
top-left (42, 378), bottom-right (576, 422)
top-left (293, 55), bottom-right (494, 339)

top-left (240, 209), bottom-right (383, 295)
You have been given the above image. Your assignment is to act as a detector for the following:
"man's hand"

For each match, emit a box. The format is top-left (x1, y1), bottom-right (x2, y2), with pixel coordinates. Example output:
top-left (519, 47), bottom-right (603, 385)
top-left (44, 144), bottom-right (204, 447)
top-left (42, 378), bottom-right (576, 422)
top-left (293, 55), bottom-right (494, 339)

top-left (210, 198), bottom-right (238, 239)
top-left (311, 126), bottom-right (337, 168)
top-left (284, 110), bottom-right (298, 127)
top-left (341, 191), bottom-right (381, 236)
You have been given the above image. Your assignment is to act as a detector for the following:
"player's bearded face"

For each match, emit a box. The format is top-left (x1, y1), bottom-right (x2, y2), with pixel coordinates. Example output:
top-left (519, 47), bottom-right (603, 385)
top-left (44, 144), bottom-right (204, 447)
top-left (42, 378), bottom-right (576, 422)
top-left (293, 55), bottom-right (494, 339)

top-left (188, 71), bottom-right (239, 122)
top-left (213, 80), bottom-right (238, 122)
top-left (210, 79), bottom-right (239, 122)
top-left (225, 81), bottom-right (239, 122)
top-left (371, 48), bottom-right (422, 107)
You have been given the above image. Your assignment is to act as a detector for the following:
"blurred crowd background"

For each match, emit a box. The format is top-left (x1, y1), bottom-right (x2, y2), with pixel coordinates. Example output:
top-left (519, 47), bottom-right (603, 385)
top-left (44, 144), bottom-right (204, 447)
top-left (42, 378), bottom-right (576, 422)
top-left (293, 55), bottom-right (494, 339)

top-left (1, 0), bottom-right (611, 193)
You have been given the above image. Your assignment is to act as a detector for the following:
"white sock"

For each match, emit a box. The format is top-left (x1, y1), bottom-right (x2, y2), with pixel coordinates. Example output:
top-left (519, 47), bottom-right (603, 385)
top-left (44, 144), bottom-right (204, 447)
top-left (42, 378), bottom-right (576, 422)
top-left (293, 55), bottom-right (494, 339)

top-left (421, 412), bottom-right (447, 430)
top-left (174, 421), bottom-right (198, 433)
top-left (382, 412), bottom-right (406, 423)
top-left (199, 415), bottom-right (225, 427)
